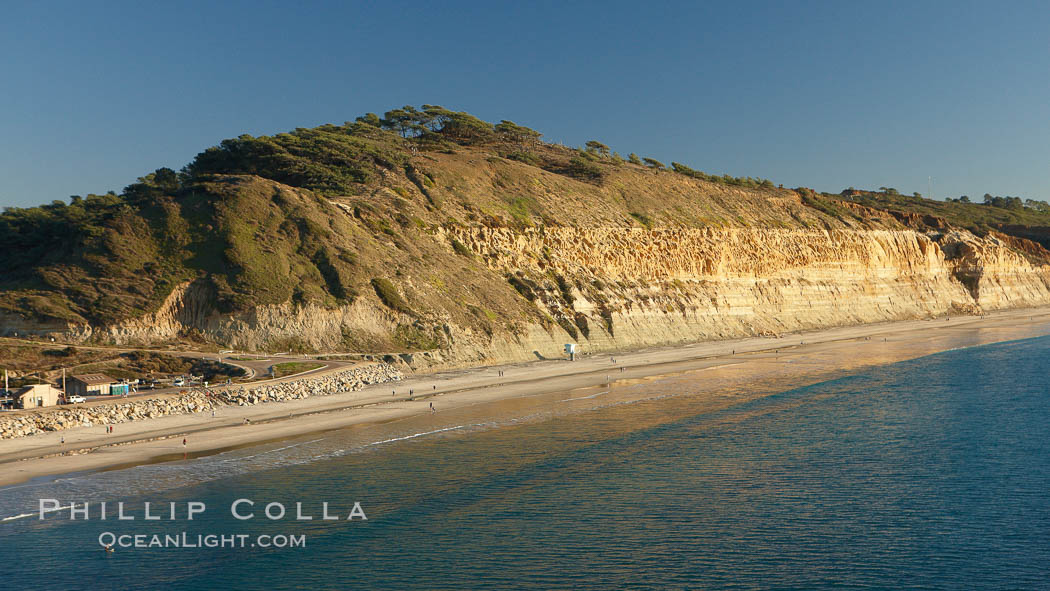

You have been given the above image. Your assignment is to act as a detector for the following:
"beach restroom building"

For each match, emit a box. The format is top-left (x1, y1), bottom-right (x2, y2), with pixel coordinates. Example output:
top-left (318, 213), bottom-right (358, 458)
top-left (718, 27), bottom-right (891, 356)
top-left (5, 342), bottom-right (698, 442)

top-left (68, 374), bottom-right (116, 397)
top-left (11, 384), bottom-right (62, 408)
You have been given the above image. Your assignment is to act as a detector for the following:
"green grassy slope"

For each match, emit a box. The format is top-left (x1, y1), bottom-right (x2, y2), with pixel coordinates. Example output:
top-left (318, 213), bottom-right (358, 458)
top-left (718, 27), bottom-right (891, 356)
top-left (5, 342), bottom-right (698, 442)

top-left (3, 105), bottom-right (1049, 349)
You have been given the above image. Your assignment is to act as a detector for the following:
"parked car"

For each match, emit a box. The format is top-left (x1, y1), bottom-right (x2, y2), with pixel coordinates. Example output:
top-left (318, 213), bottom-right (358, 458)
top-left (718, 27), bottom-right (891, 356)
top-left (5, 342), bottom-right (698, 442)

top-left (173, 377), bottom-right (186, 387)
top-left (68, 395), bottom-right (86, 403)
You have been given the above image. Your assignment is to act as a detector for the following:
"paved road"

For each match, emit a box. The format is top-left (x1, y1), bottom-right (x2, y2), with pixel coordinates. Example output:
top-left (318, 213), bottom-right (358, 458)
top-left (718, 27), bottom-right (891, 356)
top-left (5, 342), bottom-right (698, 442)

top-left (1, 336), bottom-right (345, 379)
top-left (2, 357), bottom-right (366, 417)
top-left (0, 337), bottom-right (365, 413)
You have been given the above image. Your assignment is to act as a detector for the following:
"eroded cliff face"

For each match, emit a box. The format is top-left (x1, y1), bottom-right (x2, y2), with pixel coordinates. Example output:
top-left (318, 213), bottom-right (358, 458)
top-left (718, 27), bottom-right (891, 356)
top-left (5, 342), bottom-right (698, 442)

top-left (45, 223), bottom-right (1050, 370)
top-left (9, 118), bottom-right (1050, 371)
top-left (940, 230), bottom-right (1050, 309)
top-left (438, 226), bottom-right (990, 360)
top-left (11, 116), bottom-right (1050, 375)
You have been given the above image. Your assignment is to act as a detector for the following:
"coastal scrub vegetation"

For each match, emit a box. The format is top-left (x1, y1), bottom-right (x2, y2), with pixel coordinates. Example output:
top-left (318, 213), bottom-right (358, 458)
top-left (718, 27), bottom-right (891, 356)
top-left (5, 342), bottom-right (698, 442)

top-left (0, 342), bottom-right (117, 373)
top-left (672, 162), bottom-right (775, 189)
top-left (270, 361), bottom-right (324, 378)
top-left (837, 188), bottom-right (1050, 249)
top-left (117, 351), bottom-right (247, 382)
top-left (370, 278), bottom-right (412, 315)
top-left (8, 103), bottom-right (1050, 353)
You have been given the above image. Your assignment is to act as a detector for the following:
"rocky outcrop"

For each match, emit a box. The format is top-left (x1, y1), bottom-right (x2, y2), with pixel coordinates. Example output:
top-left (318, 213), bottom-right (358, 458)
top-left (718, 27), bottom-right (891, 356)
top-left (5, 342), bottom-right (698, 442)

top-left (0, 364), bottom-right (402, 440)
top-left (72, 288), bottom-right (395, 354)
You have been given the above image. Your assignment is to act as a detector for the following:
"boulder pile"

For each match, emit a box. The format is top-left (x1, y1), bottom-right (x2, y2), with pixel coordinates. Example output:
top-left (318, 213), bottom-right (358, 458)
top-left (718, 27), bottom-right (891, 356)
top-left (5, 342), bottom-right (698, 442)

top-left (211, 363), bottom-right (403, 406)
top-left (0, 363), bottom-right (402, 440)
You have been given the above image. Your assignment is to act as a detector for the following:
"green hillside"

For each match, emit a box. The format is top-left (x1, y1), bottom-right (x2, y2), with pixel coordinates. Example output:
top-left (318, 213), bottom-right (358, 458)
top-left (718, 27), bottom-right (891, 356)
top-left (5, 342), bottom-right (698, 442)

top-left (3, 105), bottom-right (1050, 351)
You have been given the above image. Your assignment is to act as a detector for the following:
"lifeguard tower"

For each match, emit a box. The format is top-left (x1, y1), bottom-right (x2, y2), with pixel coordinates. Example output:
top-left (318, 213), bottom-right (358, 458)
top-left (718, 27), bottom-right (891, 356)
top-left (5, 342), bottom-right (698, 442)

top-left (564, 343), bottom-right (578, 361)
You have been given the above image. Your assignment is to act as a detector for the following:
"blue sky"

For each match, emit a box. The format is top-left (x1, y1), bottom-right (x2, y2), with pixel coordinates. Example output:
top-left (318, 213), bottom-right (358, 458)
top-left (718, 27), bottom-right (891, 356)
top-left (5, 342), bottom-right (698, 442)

top-left (2, 0), bottom-right (1049, 208)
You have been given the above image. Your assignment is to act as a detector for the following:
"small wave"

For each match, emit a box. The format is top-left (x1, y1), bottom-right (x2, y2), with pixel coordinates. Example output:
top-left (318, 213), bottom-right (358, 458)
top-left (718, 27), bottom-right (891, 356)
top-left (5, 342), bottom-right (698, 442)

top-left (2, 512), bottom-right (38, 522)
top-left (219, 438), bottom-right (325, 463)
top-left (367, 424), bottom-right (483, 446)
top-left (559, 390), bottom-right (609, 402)
top-left (698, 362), bottom-right (744, 371)
top-left (2, 503), bottom-right (72, 522)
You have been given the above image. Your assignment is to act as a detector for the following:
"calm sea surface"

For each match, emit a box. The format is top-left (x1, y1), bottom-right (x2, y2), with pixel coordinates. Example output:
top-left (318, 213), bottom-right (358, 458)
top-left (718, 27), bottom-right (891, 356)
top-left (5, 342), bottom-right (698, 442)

top-left (2, 336), bottom-right (1049, 589)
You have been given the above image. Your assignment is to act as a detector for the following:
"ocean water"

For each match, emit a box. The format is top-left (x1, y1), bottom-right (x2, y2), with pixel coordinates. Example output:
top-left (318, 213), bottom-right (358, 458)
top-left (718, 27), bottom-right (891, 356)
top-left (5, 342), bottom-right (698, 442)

top-left (2, 336), bottom-right (1050, 589)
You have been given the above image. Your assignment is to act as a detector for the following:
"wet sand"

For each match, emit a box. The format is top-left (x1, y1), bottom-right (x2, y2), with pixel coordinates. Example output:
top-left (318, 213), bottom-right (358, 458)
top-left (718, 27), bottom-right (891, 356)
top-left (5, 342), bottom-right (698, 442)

top-left (3, 307), bottom-right (1050, 488)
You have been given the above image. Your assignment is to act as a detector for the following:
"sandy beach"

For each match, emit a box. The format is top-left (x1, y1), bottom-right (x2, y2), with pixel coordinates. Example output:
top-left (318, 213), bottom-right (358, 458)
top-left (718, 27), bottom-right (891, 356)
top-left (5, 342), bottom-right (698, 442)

top-left (3, 307), bottom-right (1050, 488)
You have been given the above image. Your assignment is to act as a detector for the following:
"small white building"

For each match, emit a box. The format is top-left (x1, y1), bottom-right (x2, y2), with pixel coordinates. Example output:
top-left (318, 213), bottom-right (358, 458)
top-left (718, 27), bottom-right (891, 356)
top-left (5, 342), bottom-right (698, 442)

top-left (12, 384), bottom-right (62, 408)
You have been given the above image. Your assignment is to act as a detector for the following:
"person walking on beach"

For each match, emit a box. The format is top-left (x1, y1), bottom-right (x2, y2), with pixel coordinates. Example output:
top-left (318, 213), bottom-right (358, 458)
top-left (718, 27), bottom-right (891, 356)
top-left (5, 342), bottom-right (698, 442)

top-left (183, 438), bottom-right (187, 447)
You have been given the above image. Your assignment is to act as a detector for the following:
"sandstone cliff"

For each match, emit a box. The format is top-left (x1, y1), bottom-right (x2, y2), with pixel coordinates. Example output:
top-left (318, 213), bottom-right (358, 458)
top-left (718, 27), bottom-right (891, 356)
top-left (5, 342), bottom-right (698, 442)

top-left (49, 223), bottom-right (1050, 370)
top-left (4, 113), bottom-right (1050, 370)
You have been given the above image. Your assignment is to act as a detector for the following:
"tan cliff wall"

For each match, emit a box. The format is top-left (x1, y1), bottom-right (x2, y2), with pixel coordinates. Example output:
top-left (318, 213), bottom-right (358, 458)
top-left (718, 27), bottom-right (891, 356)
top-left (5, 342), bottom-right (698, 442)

top-left (445, 226), bottom-right (1050, 368)
top-left (445, 227), bottom-right (975, 358)
top-left (31, 226), bottom-right (1050, 370)
top-left (941, 230), bottom-right (1050, 309)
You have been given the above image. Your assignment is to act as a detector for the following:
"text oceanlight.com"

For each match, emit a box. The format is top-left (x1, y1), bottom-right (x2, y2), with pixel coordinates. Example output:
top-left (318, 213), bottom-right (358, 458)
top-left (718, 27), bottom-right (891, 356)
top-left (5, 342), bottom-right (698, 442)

top-left (37, 498), bottom-right (366, 550)
top-left (98, 532), bottom-right (307, 549)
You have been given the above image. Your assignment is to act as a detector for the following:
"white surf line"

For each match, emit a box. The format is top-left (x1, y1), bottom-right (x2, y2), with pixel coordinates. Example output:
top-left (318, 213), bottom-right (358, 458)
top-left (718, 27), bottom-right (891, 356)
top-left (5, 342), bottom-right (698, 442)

top-left (368, 424), bottom-right (482, 446)
top-left (219, 438), bottom-right (325, 463)
top-left (696, 362), bottom-right (745, 371)
top-left (2, 503), bottom-right (73, 522)
top-left (559, 390), bottom-right (609, 402)
top-left (556, 361), bottom-right (745, 403)
top-left (1, 512), bottom-right (40, 522)
top-left (559, 361), bottom-right (746, 403)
